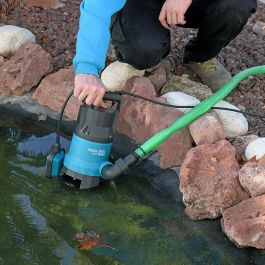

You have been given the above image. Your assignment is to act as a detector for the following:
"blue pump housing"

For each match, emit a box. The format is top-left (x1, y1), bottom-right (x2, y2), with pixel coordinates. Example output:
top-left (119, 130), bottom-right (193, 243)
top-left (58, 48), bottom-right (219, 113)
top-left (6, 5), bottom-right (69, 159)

top-left (63, 134), bottom-right (112, 177)
top-left (47, 100), bottom-right (120, 189)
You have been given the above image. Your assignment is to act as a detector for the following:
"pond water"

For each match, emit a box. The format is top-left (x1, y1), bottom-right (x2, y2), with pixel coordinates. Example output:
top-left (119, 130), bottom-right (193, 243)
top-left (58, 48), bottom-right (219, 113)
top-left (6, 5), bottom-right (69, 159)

top-left (0, 115), bottom-right (265, 265)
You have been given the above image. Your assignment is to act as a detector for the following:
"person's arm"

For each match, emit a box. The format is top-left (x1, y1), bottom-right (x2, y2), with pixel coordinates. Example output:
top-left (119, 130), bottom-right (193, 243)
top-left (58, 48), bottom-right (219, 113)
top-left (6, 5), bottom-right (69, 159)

top-left (73, 0), bottom-right (126, 107)
top-left (73, 0), bottom-right (126, 75)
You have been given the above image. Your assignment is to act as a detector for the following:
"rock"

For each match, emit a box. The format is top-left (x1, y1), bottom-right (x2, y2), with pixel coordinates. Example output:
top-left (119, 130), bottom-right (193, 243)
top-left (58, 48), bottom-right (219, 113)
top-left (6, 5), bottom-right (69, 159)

top-left (162, 92), bottom-right (200, 113)
top-left (214, 101), bottom-right (248, 138)
top-left (239, 162), bottom-right (265, 197)
top-left (0, 23), bottom-right (5, 27)
top-left (253, 21), bottom-right (265, 36)
top-left (179, 140), bottom-right (249, 220)
top-left (221, 195), bottom-right (265, 249)
top-left (25, 0), bottom-right (64, 9)
top-left (33, 68), bottom-right (80, 120)
top-left (161, 75), bottom-right (212, 101)
top-left (148, 67), bottom-right (167, 93)
top-left (189, 111), bottom-right (226, 145)
top-left (0, 43), bottom-right (53, 96)
top-left (0, 25), bottom-right (35, 57)
top-left (117, 77), bottom-right (193, 169)
top-left (230, 135), bottom-right (259, 162)
top-left (245, 138), bottom-right (265, 161)
top-left (101, 61), bottom-right (145, 92)
top-left (145, 58), bottom-right (171, 76)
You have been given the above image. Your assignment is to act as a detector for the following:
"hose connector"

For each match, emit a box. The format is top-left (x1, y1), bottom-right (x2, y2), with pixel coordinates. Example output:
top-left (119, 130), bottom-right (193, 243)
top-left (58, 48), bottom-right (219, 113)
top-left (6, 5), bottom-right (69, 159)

top-left (101, 153), bottom-right (139, 180)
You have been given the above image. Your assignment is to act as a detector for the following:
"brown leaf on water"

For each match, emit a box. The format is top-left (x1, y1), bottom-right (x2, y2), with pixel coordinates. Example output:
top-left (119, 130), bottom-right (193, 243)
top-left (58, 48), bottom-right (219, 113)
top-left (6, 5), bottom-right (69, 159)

top-left (74, 231), bottom-right (115, 251)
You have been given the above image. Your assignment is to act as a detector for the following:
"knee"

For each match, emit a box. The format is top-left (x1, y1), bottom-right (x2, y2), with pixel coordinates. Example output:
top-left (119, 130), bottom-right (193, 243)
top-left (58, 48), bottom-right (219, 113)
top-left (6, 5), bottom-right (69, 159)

top-left (216, 0), bottom-right (257, 23)
top-left (115, 40), bottom-right (170, 70)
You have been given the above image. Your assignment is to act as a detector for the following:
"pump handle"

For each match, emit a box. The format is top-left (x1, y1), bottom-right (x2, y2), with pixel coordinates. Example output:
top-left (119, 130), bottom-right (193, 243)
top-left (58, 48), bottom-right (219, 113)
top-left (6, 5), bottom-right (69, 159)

top-left (103, 92), bottom-right (121, 103)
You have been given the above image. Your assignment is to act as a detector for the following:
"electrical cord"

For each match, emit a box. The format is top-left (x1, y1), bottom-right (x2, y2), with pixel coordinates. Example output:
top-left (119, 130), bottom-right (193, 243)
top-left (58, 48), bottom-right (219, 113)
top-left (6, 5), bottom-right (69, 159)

top-left (111, 91), bottom-right (265, 120)
top-left (55, 90), bottom-right (265, 145)
top-left (56, 90), bottom-right (74, 145)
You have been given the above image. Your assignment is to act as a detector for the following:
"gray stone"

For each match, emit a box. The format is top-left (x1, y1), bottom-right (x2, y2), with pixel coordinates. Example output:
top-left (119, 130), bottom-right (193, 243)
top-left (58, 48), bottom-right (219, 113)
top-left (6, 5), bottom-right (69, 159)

top-left (101, 61), bottom-right (145, 91)
top-left (161, 74), bottom-right (212, 101)
top-left (245, 138), bottom-right (265, 161)
top-left (162, 91), bottom-right (200, 113)
top-left (0, 25), bottom-right (35, 56)
top-left (214, 101), bottom-right (249, 138)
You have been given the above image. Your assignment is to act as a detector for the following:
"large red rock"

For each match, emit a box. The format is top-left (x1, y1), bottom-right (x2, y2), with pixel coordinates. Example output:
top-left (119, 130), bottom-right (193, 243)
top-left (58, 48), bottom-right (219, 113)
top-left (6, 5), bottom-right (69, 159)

top-left (25, 0), bottom-right (64, 9)
top-left (117, 76), bottom-right (193, 169)
top-left (239, 162), bottom-right (265, 197)
top-left (222, 195), bottom-right (265, 249)
top-left (0, 43), bottom-right (53, 96)
top-left (179, 140), bottom-right (249, 220)
top-left (189, 111), bottom-right (226, 145)
top-left (33, 68), bottom-right (80, 120)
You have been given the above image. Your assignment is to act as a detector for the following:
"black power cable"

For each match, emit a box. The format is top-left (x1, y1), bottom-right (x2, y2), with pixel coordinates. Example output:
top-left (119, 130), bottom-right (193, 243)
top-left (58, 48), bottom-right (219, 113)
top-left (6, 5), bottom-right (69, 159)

top-left (56, 90), bottom-right (74, 145)
top-left (55, 90), bottom-right (265, 145)
top-left (115, 91), bottom-right (265, 121)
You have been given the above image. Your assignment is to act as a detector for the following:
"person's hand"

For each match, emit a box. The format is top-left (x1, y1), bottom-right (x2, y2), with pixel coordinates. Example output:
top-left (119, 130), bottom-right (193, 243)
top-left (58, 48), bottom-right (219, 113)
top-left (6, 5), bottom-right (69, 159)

top-left (159, 0), bottom-right (192, 29)
top-left (74, 74), bottom-right (107, 108)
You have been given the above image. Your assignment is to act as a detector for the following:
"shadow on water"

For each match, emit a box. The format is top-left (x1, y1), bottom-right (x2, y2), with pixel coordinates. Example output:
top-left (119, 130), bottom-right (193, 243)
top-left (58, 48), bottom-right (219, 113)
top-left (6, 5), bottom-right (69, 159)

top-left (0, 115), bottom-right (264, 265)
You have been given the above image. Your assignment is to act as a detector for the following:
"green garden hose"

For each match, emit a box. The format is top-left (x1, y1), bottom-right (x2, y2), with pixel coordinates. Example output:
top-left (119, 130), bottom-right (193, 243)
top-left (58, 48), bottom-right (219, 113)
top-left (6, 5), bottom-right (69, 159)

top-left (135, 65), bottom-right (265, 158)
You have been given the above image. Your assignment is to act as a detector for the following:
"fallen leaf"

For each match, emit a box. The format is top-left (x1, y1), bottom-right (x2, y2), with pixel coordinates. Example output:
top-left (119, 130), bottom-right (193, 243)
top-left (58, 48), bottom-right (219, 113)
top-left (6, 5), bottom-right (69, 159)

top-left (74, 231), bottom-right (115, 251)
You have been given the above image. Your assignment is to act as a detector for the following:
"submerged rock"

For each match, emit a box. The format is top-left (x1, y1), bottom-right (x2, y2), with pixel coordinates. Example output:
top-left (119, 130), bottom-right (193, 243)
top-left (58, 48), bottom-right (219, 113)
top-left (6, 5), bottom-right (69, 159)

top-left (214, 101), bottom-right (248, 138)
top-left (179, 140), bottom-right (249, 220)
top-left (239, 162), bottom-right (265, 197)
top-left (101, 61), bottom-right (145, 91)
top-left (161, 74), bottom-right (212, 101)
top-left (245, 138), bottom-right (265, 161)
top-left (222, 195), bottom-right (265, 249)
top-left (33, 68), bottom-right (80, 120)
top-left (189, 111), bottom-right (226, 145)
top-left (117, 76), bottom-right (193, 169)
top-left (0, 43), bottom-right (53, 96)
top-left (0, 25), bottom-right (35, 56)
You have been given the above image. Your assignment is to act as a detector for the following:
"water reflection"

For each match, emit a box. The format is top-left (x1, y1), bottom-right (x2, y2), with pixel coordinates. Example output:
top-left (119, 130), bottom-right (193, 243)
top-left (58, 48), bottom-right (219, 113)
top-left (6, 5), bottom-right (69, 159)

top-left (0, 116), bottom-right (265, 265)
top-left (17, 133), bottom-right (69, 156)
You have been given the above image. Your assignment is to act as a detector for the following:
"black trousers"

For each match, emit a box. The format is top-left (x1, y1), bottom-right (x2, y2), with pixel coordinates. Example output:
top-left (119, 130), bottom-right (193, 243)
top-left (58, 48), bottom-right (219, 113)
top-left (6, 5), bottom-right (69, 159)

top-left (111, 0), bottom-right (257, 69)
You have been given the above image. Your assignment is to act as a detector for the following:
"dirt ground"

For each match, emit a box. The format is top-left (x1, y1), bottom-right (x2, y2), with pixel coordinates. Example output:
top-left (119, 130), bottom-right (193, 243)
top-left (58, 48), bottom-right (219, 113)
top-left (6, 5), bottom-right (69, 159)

top-left (3, 0), bottom-right (265, 136)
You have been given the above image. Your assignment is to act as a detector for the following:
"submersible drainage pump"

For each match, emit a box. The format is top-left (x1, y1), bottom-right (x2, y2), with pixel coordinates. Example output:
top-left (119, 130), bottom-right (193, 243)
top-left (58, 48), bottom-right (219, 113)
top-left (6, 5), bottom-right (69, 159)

top-left (46, 92), bottom-right (139, 189)
top-left (46, 66), bottom-right (265, 190)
